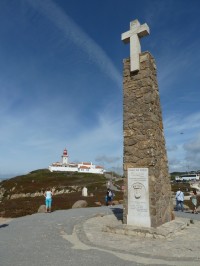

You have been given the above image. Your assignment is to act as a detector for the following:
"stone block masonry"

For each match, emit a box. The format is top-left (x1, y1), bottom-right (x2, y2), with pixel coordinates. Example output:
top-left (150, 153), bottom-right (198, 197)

top-left (123, 52), bottom-right (173, 227)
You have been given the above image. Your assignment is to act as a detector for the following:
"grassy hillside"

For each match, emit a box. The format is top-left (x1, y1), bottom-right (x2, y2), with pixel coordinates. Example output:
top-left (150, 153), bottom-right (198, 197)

top-left (0, 169), bottom-right (107, 194)
top-left (1, 169), bottom-right (198, 218)
top-left (0, 169), bottom-right (124, 218)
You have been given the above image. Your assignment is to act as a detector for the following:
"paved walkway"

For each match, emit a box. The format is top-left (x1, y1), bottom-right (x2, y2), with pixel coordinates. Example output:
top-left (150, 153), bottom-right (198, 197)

top-left (74, 208), bottom-right (200, 265)
top-left (1, 207), bottom-right (200, 265)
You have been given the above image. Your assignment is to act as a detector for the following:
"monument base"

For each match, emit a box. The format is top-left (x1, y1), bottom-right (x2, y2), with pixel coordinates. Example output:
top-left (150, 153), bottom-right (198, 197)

top-left (127, 214), bottom-right (151, 227)
top-left (103, 218), bottom-right (187, 239)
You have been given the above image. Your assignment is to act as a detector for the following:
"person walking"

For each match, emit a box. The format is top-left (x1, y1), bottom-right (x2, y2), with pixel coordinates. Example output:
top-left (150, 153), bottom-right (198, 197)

top-left (191, 189), bottom-right (198, 214)
top-left (106, 188), bottom-right (113, 206)
top-left (175, 188), bottom-right (184, 211)
top-left (44, 188), bottom-right (53, 213)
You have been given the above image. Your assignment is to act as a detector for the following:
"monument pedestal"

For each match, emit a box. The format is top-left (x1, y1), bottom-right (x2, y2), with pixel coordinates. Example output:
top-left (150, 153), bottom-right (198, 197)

top-left (123, 52), bottom-right (173, 228)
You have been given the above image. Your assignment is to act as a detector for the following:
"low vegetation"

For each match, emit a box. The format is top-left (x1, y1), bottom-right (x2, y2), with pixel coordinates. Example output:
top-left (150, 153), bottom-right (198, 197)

top-left (0, 169), bottom-right (124, 218)
top-left (1, 170), bottom-right (199, 218)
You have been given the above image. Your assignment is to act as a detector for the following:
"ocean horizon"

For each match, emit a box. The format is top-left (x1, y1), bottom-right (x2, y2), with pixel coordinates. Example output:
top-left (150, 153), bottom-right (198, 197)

top-left (0, 173), bottom-right (19, 181)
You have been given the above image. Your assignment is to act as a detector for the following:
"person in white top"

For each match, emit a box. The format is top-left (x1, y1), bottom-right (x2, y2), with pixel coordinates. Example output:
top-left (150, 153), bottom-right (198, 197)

top-left (175, 188), bottom-right (184, 212)
top-left (44, 188), bottom-right (53, 213)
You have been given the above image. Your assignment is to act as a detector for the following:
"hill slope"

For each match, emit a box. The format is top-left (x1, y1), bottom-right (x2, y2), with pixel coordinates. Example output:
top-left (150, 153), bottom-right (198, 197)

top-left (0, 169), bottom-right (123, 218)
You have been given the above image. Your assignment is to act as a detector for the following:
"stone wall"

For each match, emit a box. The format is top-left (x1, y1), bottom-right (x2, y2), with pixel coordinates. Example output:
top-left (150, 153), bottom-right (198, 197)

top-left (123, 52), bottom-right (173, 227)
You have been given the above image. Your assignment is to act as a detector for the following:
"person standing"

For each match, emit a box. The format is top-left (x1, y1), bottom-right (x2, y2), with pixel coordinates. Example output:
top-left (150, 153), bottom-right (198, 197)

top-left (44, 188), bottom-right (53, 213)
top-left (105, 193), bottom-right (108, 206)
top-left (191, 189), bottom-right (198, 214)
top-left (175, 188), bottom-right (184, 211)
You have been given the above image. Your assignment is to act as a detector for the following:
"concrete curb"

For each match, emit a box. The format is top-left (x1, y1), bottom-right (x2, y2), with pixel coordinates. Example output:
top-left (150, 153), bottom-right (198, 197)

top-left (74, 211), bottom-right (200, 264)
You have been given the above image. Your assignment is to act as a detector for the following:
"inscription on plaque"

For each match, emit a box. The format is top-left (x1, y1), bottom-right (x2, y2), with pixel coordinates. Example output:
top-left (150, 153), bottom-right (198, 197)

top-left (127, 168), bottom-right (151, 227)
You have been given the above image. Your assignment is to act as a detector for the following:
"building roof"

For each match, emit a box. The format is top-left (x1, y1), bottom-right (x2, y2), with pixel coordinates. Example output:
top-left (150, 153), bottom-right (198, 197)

top-left (79, 165), bottom-right (90, 169)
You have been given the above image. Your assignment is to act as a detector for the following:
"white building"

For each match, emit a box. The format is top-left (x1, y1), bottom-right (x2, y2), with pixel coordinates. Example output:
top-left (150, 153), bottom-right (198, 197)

top-left (49, 148), bottom-right (105, 174)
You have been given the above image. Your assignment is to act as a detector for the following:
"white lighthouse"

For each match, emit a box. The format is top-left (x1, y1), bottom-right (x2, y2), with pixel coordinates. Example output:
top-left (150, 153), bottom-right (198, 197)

top-left (49, 148), bottom-right (105, 174)
top-left (62, 148), bottom-right (69, 165)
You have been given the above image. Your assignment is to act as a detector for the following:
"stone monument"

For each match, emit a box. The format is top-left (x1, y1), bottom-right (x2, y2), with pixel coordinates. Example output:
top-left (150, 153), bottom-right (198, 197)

top-left (82, 187), bottom-right (88, 197)
top-left (121, 19), bottom-right (173, 228)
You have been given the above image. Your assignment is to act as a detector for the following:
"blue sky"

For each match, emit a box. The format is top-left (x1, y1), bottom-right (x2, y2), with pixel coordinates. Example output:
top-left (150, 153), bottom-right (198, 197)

top-left (0, 0), bottom-right (200, 178)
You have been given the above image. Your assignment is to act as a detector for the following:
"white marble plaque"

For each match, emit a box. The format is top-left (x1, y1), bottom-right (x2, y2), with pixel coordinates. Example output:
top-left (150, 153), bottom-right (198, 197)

top-left (127, 168), bottom-right (151, 227)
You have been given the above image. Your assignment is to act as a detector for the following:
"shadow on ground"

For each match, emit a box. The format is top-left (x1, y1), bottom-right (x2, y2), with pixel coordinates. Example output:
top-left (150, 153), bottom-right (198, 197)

top-left (0, 223), bottom-right (9, 228)
top-left (111, 207), bottom-right (123, 221)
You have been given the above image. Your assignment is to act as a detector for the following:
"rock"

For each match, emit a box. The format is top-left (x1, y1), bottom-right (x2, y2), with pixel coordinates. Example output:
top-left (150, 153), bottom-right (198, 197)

top-left (38, 205), bottom-right (46, 213)
top-left (112, 200), bottom-right (119, 205)
top-left (0, 188), bottom-right (6, 200)
top-left (72, 200), bottom-right (88, 209)
top-left (183, 204), bottom-right (189, 210)
top-left (94, 201), bottom-right (102, 206)
top-left (93, 213), bottom-right (105, 217)
top-left (118, 200), bottom-right (123, 204)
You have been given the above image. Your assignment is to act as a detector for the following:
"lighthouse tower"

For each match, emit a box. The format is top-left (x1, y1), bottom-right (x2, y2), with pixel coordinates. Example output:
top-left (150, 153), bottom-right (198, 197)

top-left (62, 148), bottom-right (69, 165)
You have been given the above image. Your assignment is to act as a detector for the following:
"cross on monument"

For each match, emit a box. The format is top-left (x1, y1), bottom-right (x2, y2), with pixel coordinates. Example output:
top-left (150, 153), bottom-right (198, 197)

top-left (121, 19), bottom-right (150, 72)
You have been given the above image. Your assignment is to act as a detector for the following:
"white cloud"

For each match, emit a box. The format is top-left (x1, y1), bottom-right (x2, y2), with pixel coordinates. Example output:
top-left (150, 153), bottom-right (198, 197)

top-left (183, 134), bottom-right (200, 168)
top-left (95, 155), bottom-right (121, 164)
top-left (184, 139), bottom-right (200, 153)
top-left (26, 0), bottom-right (121, 87)
top-left (67, 112), bottom-right (123, 161)
top-left (166, 145), bottom-right (178, 152)
top-left (164, 111), bottom-right (200, 172)
top-left (164, 112), bottom-right (200, 136)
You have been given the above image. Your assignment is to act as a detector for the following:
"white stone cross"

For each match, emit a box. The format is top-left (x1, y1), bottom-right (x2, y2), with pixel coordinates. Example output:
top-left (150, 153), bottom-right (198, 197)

top-left (121, 19), bottom-right (150, 72)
